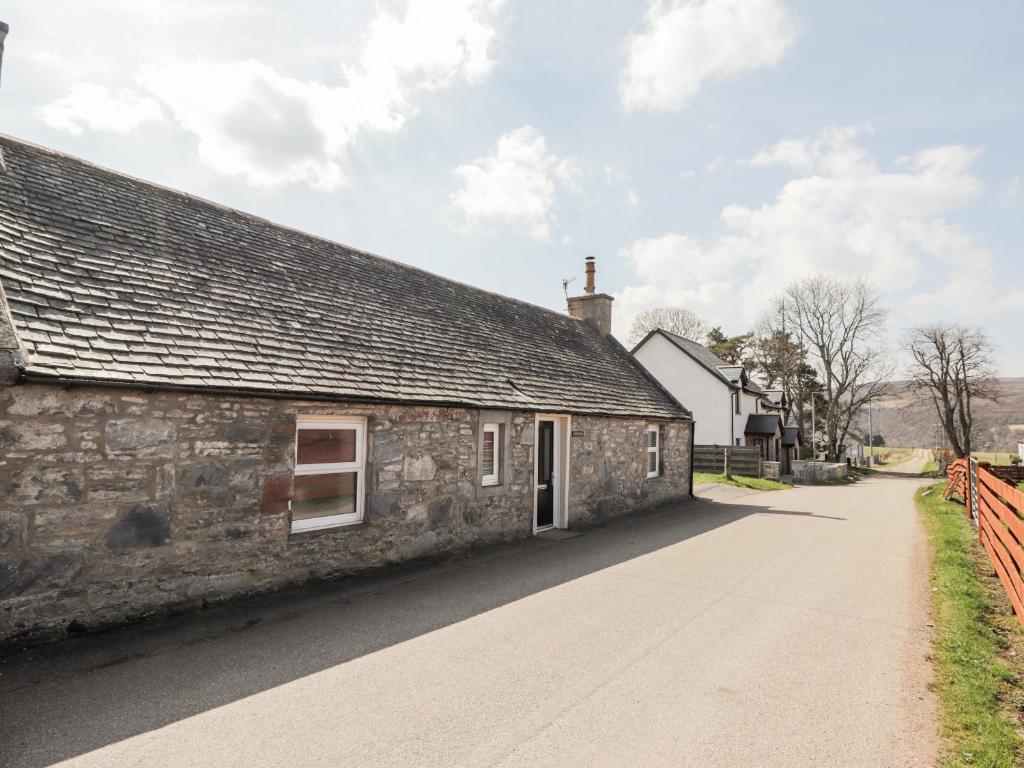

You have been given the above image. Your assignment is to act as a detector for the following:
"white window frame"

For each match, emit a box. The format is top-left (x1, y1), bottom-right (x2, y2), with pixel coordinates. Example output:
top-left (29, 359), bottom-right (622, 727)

top-left (646, 425), bottom-right (660, 479)
top-left (291, 416), bottom-right (366, 533)
top-left (482, 422), bottom-right (500, 487)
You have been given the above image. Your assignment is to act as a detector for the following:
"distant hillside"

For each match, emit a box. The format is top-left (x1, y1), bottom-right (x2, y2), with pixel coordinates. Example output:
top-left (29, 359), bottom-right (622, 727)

top-left (862, 378), bottom-right (1024, 451)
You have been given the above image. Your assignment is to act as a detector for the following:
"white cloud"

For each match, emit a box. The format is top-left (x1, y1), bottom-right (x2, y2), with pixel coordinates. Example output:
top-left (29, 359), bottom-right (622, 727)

top-left (615, 127), bottom-right (1013, 339)
top-left (749, 124), bottom-right (871, 174)
top-left (620, 0), bottom-right (798, 111)
top-left (451, 126), bottom-right (581, 241)
top-left (36, 83), bottom-right (162, 135)
top-left (36, 0), bottom-right (506, 189)
top-left (1002, 176), bottom-right (1023, 209)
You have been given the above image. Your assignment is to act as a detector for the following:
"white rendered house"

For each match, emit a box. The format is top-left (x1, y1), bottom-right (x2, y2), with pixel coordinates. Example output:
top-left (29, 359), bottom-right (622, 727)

top-left (632, 330), bottom-right (796, 465)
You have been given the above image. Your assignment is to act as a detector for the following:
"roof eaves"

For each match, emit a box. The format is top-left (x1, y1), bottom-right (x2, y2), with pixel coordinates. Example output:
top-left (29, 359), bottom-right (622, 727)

top-left (605, 331), bottom-right (693, 420)
top-left (654, 330), bottom-right (737, 390)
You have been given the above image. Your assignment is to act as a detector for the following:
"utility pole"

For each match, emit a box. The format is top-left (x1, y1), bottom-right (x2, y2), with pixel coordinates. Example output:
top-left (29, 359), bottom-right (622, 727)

top-left (810, 397), bottom-right (816, 462)
top-left (866, 398), bottom-right (874, 467)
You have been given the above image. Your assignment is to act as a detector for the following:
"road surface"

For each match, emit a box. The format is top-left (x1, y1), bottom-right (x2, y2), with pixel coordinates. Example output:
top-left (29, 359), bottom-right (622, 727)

top-left (0, 474), bottom-right (936, 767)
top-left (874, 448), bottom-right (930, 476)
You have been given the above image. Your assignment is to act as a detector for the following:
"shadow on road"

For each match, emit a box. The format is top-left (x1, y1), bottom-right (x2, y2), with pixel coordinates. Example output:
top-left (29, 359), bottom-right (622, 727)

top-left (0, 495), bottom-right (844, 768)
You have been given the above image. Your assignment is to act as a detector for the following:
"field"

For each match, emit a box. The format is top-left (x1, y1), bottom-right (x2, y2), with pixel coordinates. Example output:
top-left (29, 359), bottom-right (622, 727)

top-left (971, 452), bottom-right (1018, 465)
top-left (863, 446), bottom-right (914, 465)
top-left (867, 378), bottom-right (1024, 453)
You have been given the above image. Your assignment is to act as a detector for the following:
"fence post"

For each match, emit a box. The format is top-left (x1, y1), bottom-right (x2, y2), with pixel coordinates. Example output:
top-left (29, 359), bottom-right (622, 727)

top-left (724, 448), bottom-right (731, 480)
top-left (969, 457), bottom-right (978, 527)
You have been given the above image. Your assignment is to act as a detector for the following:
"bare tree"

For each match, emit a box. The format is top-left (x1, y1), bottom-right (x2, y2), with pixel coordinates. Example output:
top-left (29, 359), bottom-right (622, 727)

top-left (905, 324), bottom-right (998, 458)
top-left (628, 307), bottom-right (709, 347)
top-left (770, 276), bottom-right (890, 461)
top-left (753, 312), bottom-right (823, 450)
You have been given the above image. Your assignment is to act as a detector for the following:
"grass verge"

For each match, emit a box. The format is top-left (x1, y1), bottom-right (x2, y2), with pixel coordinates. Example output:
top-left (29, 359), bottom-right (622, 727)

top-left (916, 483), bottom-right (1024, 767)
top-left (692, 472), bottom-right (791, 491)
top-left (921, 460), bottom-right (940, 477)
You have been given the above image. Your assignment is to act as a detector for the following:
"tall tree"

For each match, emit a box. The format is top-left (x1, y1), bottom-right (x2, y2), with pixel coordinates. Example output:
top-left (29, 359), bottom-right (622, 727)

top-left (628, 307), bottom-right (709, 347)
top-left (905, 324), bottom-right (998, 458)
top-left (770, 276), bottom-right (890, 461)
top-left (706, 326), bottom-right (754, 366)
top-left (752, 318), bottom-right (823, 452)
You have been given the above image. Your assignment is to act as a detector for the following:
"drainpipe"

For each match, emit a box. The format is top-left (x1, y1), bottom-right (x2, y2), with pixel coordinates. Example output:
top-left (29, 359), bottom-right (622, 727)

top-left (730, 390), bottom-right (735, 446)
top-left (688, 420), bottom-right (695, 497)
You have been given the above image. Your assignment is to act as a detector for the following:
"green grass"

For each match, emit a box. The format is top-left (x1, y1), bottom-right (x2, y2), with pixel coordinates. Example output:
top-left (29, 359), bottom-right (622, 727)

top-left (692, 472), bottom-right (792, 491)
top-left (972, 452), bottom-right (1018, 466)
top-left (916, 483), bottom-right (1024, 767)
top-left (921, 460), bottom-right (940, 477)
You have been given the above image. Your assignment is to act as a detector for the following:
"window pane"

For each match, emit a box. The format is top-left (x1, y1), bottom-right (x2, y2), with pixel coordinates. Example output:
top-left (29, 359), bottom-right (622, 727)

top-left (297, 428), bottom-right (356, 465)
top-left (292, 472), bottom-right (356, 521)
top-left (648, 450), bottom-right (658, 474)
top-left (483, 430), bottom-right (495, 476)
top-left (646, 430), bottom-right (658, 448)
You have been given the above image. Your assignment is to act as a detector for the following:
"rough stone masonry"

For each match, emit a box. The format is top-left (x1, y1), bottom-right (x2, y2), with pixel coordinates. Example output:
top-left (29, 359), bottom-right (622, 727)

top-left (0, 383), bottom-right (691, 645)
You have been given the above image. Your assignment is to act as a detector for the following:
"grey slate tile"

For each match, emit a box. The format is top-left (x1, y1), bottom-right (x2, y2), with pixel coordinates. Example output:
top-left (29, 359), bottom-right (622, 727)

top-left (0, 136), bottom-right (689, 420)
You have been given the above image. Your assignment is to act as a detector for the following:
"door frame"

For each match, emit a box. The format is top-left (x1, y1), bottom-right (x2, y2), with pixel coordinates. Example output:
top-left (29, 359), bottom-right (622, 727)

top-left (533, 413), bottom-right (571, 533)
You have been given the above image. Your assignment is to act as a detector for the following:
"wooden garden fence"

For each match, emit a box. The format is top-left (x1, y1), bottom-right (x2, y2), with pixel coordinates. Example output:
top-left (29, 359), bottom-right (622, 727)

top-left (946, 458), bottom-right (1024, 626)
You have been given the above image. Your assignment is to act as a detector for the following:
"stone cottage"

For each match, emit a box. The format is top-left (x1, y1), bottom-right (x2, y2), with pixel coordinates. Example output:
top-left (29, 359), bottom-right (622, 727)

top-left (0, 136), bottom-right (693, 644)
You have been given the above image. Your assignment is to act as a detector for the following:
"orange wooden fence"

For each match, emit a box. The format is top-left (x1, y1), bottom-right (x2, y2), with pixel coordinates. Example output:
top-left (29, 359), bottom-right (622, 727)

top-left (946, 458), bottom-right (1024, 627)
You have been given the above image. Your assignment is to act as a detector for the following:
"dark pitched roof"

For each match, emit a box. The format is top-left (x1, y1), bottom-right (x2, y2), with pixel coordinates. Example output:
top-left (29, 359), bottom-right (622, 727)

top-left (782, 426), bottom-right (801, 446)
top-left (744, 414), bottom-right (783, 436)
top-left (0, 136), bottom-right (689, 420)
top-left (638, 330), bottom-right (737, 389)
top-left (744, 378), bottom-right (766, 395)
top-left (716, 365), bottom-right (745, 384)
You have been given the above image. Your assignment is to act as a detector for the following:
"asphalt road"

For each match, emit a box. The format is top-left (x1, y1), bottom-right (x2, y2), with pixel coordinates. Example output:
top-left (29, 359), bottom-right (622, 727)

top-left (0, 474), bottom-right (936, 767)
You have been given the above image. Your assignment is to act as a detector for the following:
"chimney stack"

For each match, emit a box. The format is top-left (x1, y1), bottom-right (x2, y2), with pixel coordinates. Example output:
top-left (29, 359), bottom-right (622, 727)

top-left (567, 256), bottom-right (613, 335)
top-left (0, 22), bottom-right (8, 87)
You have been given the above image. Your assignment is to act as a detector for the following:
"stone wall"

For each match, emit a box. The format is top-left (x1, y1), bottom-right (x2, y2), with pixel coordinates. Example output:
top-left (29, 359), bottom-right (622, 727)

top-left (0, 383), bottom-right (691, 645)
top-left (790, 460), bottom-right (848, 484)
top-left (569, 416), bottom-right (691, 521)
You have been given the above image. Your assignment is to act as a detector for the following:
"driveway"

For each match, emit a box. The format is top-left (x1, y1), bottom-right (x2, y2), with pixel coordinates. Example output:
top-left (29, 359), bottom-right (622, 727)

top-left (0, 475), bottom-right (936, 767)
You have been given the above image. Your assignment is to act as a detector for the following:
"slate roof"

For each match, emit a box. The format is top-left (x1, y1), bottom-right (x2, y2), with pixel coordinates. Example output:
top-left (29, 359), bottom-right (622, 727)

top-left (744, 378), bottom-right (766, 396)
top-left (744, 414), bottom-right (783, 436)
top-left (782, 426), bottom-right (801, 446)
top-left (0, 136), bottom-right (689, 420)
top-left (645, 330), bottom-right (737, 388)
top-left (716, 365), bottom-right (745, 385)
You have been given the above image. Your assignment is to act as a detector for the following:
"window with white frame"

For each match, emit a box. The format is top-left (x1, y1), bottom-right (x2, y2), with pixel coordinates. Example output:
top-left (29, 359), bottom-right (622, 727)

top-left (291, 416), bottom-right (365, 532)
top-left (482, 422), bottom-right (500, 486)
top-left (646, 426), bottom-right (660, 478)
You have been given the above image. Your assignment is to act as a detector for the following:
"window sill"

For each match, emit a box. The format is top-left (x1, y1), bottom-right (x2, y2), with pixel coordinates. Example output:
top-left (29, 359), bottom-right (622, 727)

top-left (290, 518), bottom-right (364, 536)
top-left (646, 473), bottom-right (660, 479)
top-left (481, 480), bottom-right (501, 488)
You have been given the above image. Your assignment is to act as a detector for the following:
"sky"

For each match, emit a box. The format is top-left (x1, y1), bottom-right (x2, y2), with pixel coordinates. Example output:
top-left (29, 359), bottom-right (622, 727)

top-left (2, 0), bottom-right (1023, 374)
